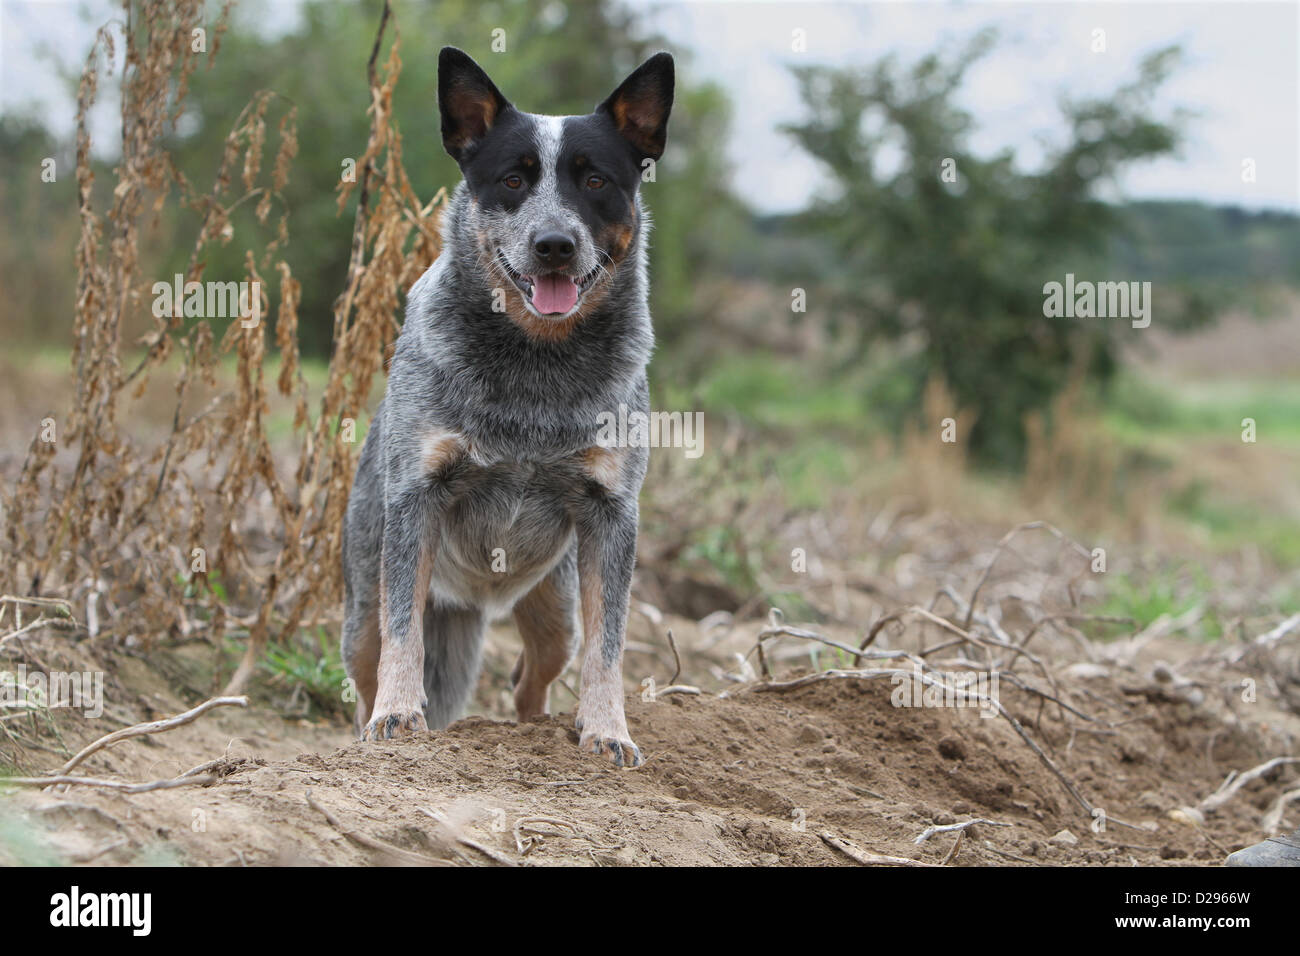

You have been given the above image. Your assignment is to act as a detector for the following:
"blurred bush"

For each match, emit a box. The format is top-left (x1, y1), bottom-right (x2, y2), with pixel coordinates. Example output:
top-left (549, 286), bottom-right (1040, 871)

top-left (781, 31), bottom-right (1208, 467)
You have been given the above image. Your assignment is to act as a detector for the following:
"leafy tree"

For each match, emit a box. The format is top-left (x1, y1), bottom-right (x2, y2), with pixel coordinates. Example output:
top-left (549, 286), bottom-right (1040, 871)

top-left (783, 31), bottom-right (1197, 466)
top-left (0, 116), bottom-right (79, 341)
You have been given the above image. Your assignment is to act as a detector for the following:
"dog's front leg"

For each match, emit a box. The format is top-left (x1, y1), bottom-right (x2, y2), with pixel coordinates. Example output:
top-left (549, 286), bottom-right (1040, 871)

top-left (363, 486), bottom-right (436, 741)
top-left (574, 487), bottom-right (642, 768)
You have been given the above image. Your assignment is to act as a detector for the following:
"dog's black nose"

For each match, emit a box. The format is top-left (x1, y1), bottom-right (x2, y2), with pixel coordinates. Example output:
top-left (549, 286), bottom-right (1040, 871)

top-left (533, 231), bottom-right (576, 268)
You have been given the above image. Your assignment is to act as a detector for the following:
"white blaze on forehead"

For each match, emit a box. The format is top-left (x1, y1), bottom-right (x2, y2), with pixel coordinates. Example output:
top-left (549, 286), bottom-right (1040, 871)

top-left (525, 113), bottom-right (576, 228)
top-left (531, 114), bottom-right (567, 174)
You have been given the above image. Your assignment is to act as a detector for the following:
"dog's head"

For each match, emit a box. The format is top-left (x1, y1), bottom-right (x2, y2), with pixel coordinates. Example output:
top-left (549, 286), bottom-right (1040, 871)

top-left (438, 47), bottom-right (673, 330)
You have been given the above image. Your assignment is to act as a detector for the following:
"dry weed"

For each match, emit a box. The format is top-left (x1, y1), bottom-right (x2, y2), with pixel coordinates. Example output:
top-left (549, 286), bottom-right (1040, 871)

top-left (0, 0), bottom-right (439, 695)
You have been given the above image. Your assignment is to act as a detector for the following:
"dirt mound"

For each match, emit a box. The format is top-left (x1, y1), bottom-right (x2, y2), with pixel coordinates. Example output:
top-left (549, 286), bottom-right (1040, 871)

top-left (4, 509), bottom-right (1298, 867)
top-left (4, 666), bottom-right (1285, 866)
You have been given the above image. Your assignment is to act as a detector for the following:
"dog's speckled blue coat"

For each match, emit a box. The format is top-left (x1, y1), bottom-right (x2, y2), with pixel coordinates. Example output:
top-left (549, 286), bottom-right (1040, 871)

top-left (342, 47), bottom-right (673, 767)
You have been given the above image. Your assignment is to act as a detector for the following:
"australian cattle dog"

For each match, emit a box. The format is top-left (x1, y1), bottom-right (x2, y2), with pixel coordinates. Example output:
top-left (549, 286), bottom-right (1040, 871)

top-left (341, 47), bottom-right (673, 767)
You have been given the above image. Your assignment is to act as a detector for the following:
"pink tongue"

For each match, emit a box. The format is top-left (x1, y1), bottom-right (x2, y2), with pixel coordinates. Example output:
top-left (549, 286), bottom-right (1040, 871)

top-left (529, 273), bottom-right (578, 314)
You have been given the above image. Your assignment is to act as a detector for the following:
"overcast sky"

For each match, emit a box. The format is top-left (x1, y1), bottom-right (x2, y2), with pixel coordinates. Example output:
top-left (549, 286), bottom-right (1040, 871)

top-left (3, 0), bottom-right (1297, 213)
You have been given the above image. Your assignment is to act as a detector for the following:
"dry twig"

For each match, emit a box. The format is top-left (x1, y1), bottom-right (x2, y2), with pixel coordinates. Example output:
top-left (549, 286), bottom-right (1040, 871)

top-left (819, 831), bottom-right (939, 867)
top-left (1200, 757), bottom-right (1300, 813)
top-left (2, 773), bottom-right (216, 793)
top-left (915, 818), bottom-right (1010, 844)
top-left (60, 696), bottom-right (249, 774)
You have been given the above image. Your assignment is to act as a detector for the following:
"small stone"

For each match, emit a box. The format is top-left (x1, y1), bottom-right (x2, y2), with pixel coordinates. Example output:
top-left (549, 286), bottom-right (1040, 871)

top-left (937, 735), bottom-right (966, 760)
top-left (1169, 807), bottom-right (1205, 827)
top-left (1048, 829), bottom-right (1079, 847)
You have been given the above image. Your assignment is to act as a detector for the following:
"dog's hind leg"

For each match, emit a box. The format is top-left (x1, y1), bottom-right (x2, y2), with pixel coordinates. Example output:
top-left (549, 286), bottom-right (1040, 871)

top-left (342, 599), bottom-right (381, 737)
top-left (511, 544), bottom-right (580, 719)
top-left (342, 424), bottom-right (385, 737)
top-left (422, 603), bottom-right (487, 729)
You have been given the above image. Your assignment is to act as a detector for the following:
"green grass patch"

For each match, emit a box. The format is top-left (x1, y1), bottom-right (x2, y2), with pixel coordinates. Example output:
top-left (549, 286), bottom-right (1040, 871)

top-left (1165, 480), bottom-right (1300, 565)
top-left (1092, 566), bottom-right (1225, 640)
top-left (1106, 373), bottom-right (1300, 443)
top-left (258, 627), bottom-right (349, 719)
top-left (220, 627), bottom-right (348, 719)
top-left (656, 352), bottom-right (887, 436)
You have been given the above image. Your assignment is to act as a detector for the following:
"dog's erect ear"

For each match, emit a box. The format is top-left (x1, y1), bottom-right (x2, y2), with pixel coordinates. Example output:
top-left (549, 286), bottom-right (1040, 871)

top-left (438, 47), bottom-right (511, 163)
top-left (597, 52), bottom-right (674, 161)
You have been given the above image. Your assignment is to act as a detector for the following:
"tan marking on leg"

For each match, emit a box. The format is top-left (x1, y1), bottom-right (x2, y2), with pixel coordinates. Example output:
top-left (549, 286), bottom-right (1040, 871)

top-left (369, 544), bottom-right (435, 738)
top-left (577, 565), bottom-right (614, 722)
top-left (575, 560), bottom-right (640, 766)
top-left (512, 574), bottom-right (577, 719)
top-left (581, 445), bottom-right (625, 492)
top-left (420, 428), bottom-right (467, 475)
top-left (349, 608), bottom-right (381, 734)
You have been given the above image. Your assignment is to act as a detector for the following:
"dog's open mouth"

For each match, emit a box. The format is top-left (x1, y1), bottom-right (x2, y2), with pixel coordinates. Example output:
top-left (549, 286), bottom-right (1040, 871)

top-left (497, 251), bottom-right (601, 317)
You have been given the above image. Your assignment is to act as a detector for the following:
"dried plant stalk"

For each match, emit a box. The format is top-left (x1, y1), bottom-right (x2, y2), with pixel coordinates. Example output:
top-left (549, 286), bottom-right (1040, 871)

top-left (0, 0), bottom-right (441, 697)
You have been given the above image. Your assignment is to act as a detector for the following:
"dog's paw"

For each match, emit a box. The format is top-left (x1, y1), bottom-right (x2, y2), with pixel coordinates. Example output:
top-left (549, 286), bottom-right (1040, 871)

top-left (576, 718), bottom-right (642, 768)
top-left (361, 710), bottom-right (427, 741)
top-left (580, 730), bottom-right (642, 768)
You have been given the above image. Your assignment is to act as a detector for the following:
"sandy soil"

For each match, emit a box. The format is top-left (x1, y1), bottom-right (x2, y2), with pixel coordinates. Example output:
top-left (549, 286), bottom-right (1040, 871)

top-left (2, 611), bottom-right (1295, 867)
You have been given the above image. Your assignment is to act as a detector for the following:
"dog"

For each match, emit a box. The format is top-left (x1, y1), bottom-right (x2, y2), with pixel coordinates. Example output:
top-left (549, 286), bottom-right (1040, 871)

top-left (341, 47), bottom-right (673, 768)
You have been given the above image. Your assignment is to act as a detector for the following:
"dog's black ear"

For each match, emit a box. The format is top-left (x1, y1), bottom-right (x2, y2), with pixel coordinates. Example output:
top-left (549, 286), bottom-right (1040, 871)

top-left (438, 47), bottom-right (511, 163)
top-left (597, 52), bottom-right (674, 161)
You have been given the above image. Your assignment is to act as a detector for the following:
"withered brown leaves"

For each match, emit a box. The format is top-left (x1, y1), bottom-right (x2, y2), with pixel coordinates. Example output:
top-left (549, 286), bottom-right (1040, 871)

top-left (1, 0), bottom-right (441, 695)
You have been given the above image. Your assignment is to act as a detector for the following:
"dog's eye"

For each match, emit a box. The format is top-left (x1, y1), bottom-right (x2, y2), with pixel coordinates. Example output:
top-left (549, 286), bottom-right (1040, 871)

top-left (586, 175), bottom-right (606, 190)
top-left (503, 175), bottom-right (523, 189)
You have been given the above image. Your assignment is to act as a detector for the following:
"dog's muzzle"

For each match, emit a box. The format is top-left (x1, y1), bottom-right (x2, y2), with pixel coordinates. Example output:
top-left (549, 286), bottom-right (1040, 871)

top-left (497, 250), bottom-right (601, 317)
